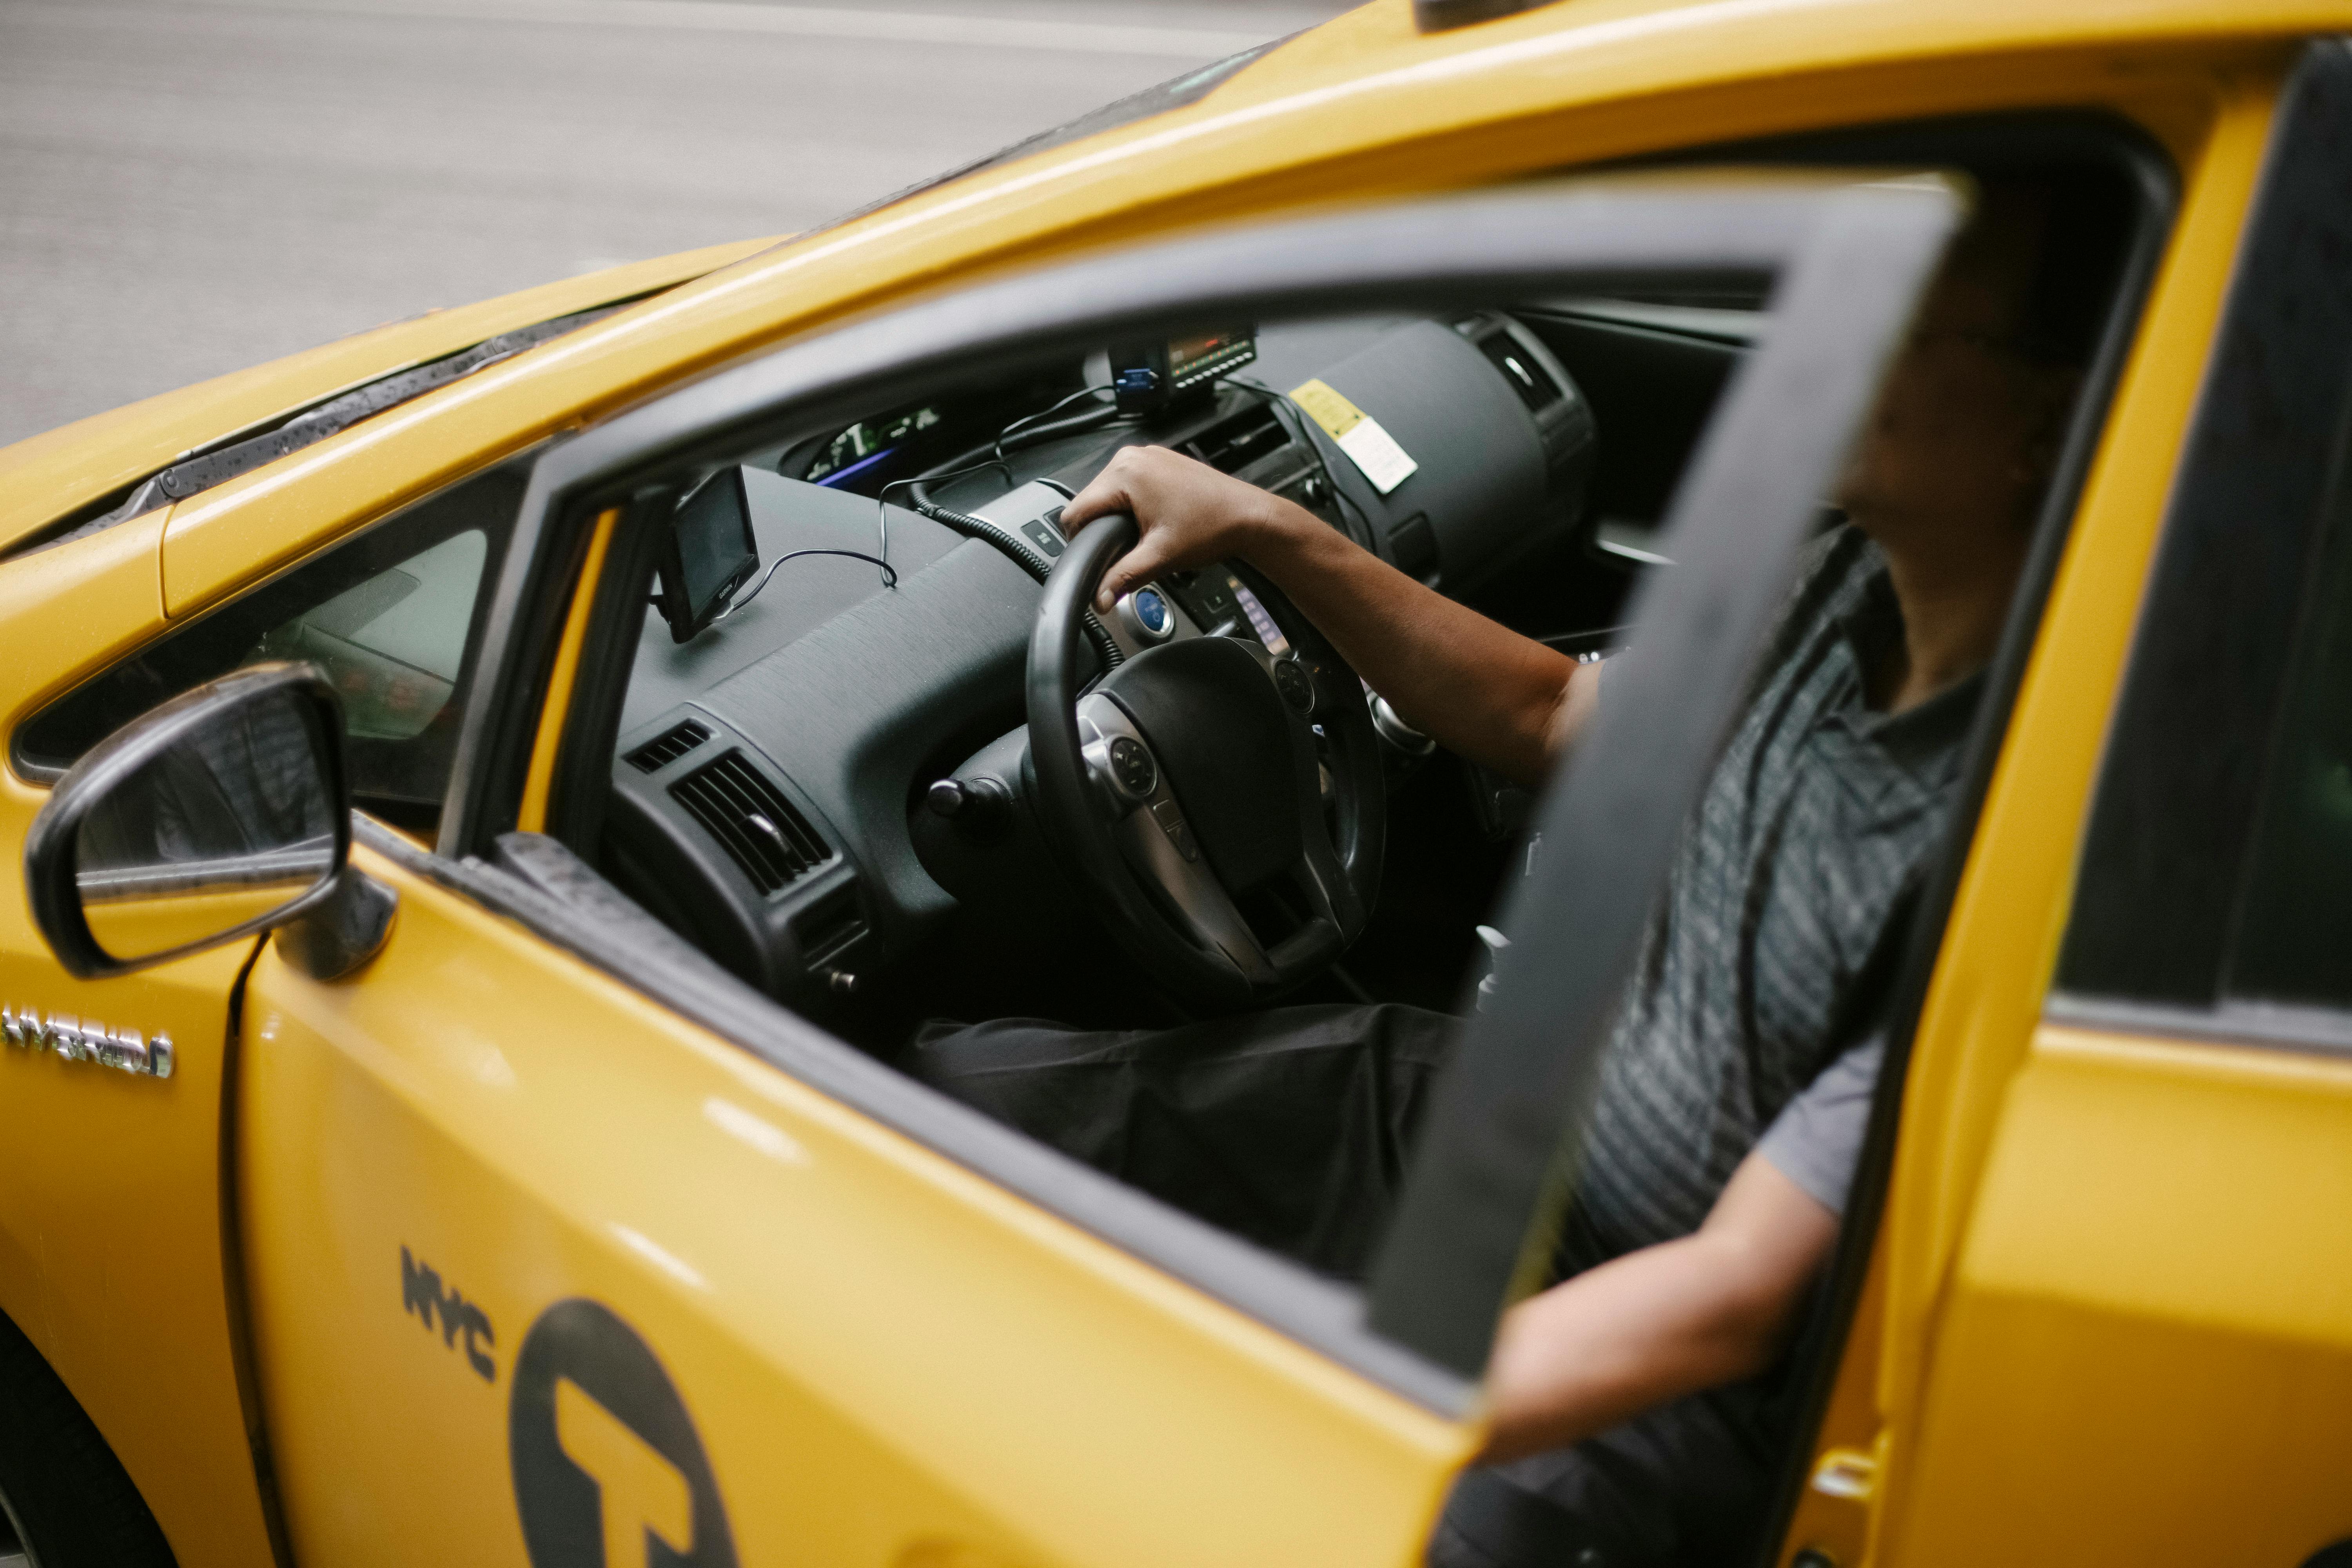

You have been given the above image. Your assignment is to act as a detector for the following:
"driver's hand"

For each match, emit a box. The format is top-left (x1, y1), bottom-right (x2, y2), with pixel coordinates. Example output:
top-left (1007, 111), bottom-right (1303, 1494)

top-left (1060, 446), bottom-right (1290, 611)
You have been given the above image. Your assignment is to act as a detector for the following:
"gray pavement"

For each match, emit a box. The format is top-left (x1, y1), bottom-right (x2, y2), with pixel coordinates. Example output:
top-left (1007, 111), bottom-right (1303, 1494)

top-left (0, 0), bottom-right (1353, 450)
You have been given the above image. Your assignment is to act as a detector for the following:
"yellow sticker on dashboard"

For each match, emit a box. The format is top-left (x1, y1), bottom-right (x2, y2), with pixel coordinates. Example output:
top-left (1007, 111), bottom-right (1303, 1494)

top-left (1290, 378), bottom-right (1418, 495)
top-left (1290, 378), bottom-right (1365, 440)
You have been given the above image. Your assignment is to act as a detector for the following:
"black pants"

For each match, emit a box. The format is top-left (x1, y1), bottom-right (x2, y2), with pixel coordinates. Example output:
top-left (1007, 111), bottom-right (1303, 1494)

top-left (913, 1002), bottom-right (1455, 1279)
top-left (914, 1004), bottom-right (1770, 1568)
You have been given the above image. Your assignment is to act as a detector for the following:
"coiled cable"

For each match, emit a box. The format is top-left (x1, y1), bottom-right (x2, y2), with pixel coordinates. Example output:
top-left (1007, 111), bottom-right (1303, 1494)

top-left (906, 496), bottom-right (1124, 670)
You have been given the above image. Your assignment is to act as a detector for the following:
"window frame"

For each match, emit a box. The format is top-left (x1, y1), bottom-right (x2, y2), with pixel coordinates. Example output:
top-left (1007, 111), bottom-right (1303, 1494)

top-left (12, 455), bottom-right (537, 830)
top-left (2053, 40), bottom-right (2352, 1040)
top-left (414, 174), bottom-right (1967, 1409)
top-left (1744, 116), bottom-right (2180, 1563)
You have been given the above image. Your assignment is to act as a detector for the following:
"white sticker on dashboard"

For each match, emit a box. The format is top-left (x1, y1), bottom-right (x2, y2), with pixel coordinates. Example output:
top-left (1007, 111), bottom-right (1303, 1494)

top-left (1335, 417), bottom-right (1418, 494)
top-left (1290, 378), bottom-right (1419, 495)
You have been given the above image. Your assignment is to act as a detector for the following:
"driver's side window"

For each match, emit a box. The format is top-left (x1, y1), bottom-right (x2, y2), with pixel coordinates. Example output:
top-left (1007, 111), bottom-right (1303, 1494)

top-left (17, 463), bottom-right (524, 835)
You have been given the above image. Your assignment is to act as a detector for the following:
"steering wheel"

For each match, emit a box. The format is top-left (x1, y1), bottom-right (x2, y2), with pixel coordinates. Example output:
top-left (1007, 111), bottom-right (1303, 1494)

top-left (1027, 515), bottom-right (1385, 1012)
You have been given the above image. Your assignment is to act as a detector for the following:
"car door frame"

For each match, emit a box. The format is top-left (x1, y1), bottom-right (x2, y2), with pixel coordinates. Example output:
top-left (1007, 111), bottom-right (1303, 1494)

top-left (407, 172), bottom-right (1965, 1417)
top-left (1860, 37), bottom-right (2352, 1566)
top-left (1726, 114), bottom-right (2183, 1566)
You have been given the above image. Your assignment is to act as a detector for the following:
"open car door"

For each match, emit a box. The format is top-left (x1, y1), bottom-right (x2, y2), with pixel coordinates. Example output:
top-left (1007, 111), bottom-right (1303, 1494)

top-left (27, 174), bottom-right (1961, 1566)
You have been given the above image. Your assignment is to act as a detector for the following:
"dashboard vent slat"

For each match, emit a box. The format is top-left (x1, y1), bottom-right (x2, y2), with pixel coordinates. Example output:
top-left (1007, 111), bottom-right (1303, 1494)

top-left (1180, 404), bottom-right (1289, 476)
top-left (671, 750), bottom-right (830, 896)
top-left (1471, 328), bottom-right (1564, 415)
top-left (625, 718), bottom-right (712, 774)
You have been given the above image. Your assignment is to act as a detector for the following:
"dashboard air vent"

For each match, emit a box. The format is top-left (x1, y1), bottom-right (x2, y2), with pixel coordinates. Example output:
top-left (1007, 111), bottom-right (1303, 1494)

top-left (625, 717), bottom-right (711, 774)
top-left (1180, 403), bottom-right (1288, 476)
top-left (1474, 331), bottom-right (1564, 415)
top-left (671, 751), bottom-right (830, 895)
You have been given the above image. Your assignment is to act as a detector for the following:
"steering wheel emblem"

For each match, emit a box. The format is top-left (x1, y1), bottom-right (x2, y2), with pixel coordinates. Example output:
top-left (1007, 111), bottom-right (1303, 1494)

top-left (1116, 587), bottom-right (1177, 644)
top-left (1272, 659), bottom-right (1316, 716)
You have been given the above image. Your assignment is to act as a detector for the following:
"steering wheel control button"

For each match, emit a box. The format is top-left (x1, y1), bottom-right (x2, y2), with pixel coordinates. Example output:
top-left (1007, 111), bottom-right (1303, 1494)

top-left (1019, 518), bottom-right (1065, 558)
top-left (1151, 799), bottom-right (1200, 862)
top-left (1109, 736), bottom-right (1158, 797)
top-left (1117, 587), bottom-right (1177, 644)
top-left (1273, 658), bottom-right (1316, 715)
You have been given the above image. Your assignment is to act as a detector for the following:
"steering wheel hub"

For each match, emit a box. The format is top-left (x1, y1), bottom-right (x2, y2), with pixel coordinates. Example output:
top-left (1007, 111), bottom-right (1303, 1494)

top-left (1026, 515), bottom-right (1386, 1010)
top-left (1103, 637), bottom-right (1305, 896)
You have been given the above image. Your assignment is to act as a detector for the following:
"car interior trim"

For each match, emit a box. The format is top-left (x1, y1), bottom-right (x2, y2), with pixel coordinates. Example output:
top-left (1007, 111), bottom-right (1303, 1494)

top-left (2044, 991), bottom-right (2352, 1061)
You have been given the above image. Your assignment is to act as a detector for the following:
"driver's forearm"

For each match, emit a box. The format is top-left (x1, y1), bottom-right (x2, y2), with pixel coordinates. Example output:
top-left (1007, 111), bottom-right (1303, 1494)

top-left (1475, 1155), bottom-right (1840, 1464)
top-left (1475, 1229), bottom-right (1791, 1464)
top-left (1239, 500), bottom-right (1583, 788)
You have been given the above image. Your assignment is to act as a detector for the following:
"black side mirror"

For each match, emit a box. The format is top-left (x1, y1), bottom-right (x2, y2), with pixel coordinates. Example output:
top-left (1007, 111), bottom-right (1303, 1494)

top-left (652, 467), bottom-right (757, 644)
top-left (25, 663), bottom-right (394, 981)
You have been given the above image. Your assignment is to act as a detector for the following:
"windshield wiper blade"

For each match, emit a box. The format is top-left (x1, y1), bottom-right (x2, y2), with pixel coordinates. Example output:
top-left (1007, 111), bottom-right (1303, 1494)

top-left (50, 301), bottom-right (624, 547)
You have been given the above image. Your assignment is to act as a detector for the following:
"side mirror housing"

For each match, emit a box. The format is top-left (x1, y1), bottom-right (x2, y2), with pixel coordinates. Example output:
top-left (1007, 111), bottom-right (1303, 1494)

top-left (25, 663), bottom-right (394, 981)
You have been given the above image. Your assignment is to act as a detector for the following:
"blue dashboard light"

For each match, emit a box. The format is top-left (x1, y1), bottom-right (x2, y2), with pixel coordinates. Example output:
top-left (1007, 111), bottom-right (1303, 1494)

top-left (1133, 588), bottom-right (1171, 637)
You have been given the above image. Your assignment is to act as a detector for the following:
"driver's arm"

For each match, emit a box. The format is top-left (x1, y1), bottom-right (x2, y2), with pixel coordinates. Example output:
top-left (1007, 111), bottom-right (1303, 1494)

top-left (1474, 1151), bottom-right (1839, 1464)
top-left (1060, 447), bottom-right (1594, 788)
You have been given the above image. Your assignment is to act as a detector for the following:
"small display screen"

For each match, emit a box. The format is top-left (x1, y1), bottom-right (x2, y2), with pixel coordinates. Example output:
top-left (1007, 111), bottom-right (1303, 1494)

top-left (1167, 328), bottom-right (1252, 382)
top-left (804, 403), bottom-right (943, 485)
top-left (669, 471), bottom-right (757, 631)
top-left (1229, 579), bottom-right (1291, 658)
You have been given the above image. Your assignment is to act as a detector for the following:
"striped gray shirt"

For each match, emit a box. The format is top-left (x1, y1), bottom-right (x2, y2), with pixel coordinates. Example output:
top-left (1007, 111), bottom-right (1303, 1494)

top-left (1560, 525), bottom-right (1980, 1272)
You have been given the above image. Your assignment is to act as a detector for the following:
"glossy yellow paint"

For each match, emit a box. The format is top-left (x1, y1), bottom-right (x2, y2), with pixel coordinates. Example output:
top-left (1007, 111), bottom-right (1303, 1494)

top-left (148, 8), bottom-right (2312, 631)
top-left (0, 1), bottom-right (2332, 1562)
top-left (83, 882), bottom-right (315, 967)
top-left (517, 508), bottom-right (619, 834)
top-left (1899, 1026), bottom-right (2352, 1562)
top-left (0, 238), bottom-right (775, 552)
top-left (0, 514), bottom-right (276, 1568)
top-left (237, 842), bottom-right (1472, 1568)
top-left (1863, 62), bottom-right (2287, 1566)
top-left (1774, 1245), bottom-right (1886, 1566)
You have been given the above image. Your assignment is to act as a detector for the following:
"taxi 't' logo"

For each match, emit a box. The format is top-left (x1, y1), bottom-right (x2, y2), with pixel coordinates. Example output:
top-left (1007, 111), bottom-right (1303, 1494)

top-left (510, 1299), bottom-right (737, 1568)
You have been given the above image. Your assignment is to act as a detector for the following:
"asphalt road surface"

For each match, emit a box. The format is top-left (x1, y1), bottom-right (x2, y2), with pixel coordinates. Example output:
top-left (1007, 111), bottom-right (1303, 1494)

top-left (0, 0), bottom-right (1352, 450)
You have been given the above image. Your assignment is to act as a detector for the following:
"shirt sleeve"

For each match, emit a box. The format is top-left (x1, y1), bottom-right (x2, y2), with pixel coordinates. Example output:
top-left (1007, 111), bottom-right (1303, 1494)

top-left (1755, 1035), bottom-right (1885, 1218)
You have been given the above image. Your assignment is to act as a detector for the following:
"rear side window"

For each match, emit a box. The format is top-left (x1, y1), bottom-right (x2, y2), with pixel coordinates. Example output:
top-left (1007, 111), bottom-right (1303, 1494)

top-left (2225, 492), bottom-right (2352, 1007)
top-left (252, 528), bottom-right (490, 744)
top-left (16, 465), bottom-right (523, 833)
top-left (2055, 43), bottom-right (2352, 1023)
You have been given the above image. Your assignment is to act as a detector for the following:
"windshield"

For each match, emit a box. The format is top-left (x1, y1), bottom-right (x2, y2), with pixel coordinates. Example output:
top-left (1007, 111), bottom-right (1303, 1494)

top-left (799, 35), bottom-right (1298, 241)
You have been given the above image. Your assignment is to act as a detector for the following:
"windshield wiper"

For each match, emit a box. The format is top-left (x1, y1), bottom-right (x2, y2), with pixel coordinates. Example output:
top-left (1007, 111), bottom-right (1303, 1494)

top-left (41, 301), bottom-right (626, 550)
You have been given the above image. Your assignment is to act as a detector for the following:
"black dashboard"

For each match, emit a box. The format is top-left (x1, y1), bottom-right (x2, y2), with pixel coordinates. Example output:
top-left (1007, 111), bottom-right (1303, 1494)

top-left (595, 309), bottom-right (1611, 1017)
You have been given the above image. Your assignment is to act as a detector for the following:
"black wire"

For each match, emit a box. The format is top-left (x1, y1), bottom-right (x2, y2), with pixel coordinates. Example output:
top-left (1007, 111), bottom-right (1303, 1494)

top-left (1231, 374), bottom-right (1380, 547)
top-left (911, 497), bottom-right (1124, 670)
top-left (715, 548), bottom-right (898, 622)
top-left (992, 383), bottom-right (1118, 466)
top-left (842, 385), bottom-right (1134, 672)
top-left (875, 454), bottom-right (1014, 580)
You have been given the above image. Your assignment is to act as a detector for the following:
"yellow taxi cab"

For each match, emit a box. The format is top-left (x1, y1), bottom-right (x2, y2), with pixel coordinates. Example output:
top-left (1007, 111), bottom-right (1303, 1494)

top-left (1, 0), bottom-right (2348, 1564)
